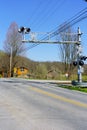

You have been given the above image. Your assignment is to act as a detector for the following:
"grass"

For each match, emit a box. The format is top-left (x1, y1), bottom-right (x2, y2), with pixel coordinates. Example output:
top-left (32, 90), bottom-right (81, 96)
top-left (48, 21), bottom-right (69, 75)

top-left (60, 85), bottom-right (87, 93)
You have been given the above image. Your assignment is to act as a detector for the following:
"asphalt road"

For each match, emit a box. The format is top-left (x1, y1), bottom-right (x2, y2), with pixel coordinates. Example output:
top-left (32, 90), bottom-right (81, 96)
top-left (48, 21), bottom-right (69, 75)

top-left (0, 78), bottom-right (87, 130)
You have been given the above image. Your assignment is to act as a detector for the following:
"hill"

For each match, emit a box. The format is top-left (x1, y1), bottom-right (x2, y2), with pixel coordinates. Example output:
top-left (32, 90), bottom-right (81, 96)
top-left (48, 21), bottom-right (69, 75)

top-left (0, 50), bottom-right (87, 80)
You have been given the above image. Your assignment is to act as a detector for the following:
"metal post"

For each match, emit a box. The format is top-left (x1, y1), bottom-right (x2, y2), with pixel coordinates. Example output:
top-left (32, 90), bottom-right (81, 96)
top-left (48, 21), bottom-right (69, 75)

top-left (77, 27), bottom-right (82, 83)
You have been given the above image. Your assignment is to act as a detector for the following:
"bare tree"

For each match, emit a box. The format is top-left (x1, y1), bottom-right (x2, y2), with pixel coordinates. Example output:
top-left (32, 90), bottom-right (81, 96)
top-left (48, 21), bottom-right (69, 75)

top-left (4, 22), bottom-right (25, 76)
top-left (58, 23), bottom-right (77, 76)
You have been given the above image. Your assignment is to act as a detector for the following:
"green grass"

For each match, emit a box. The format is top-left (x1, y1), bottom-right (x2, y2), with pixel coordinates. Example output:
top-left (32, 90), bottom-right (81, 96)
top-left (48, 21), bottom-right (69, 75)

top-left (60, 85), bottom-right (87, 93)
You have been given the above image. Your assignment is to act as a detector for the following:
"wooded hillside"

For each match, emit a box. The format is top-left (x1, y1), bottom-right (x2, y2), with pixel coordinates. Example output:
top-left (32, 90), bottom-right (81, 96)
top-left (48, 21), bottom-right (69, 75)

top-left (0, 50), bottom-right (87, 80)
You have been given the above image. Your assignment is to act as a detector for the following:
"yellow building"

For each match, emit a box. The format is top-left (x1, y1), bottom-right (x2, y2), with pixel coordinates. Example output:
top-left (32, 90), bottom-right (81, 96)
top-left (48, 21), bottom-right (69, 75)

top-left (14, 67), bottom-right (29, 77)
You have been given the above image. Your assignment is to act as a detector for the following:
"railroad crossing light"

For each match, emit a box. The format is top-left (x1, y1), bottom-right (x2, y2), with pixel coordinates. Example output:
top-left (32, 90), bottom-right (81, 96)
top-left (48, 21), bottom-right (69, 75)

top-left (79, 60), bottom-right (84, 66)
top-left (80, 56), bottom-right (87, 60)
top-left (25, 28), bottom-right (31, 34)
top-left (73, 61), bottom-right (77, 66)
top-left (18, 27), bottom-right (31, 33)
top-left (73, 60), bottom-right (84, 66)
top-left (18, 27), bottom-right (25, 33)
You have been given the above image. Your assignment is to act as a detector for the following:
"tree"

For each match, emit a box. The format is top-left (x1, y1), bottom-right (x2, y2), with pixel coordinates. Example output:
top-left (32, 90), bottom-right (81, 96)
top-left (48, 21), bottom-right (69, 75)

top-left (58, 23), bottom-right (77, 75)
top-left (4, 22), bottom-right (25, 76)
top-left (0, 50), bottom-right (13, 77)
top-left (35, 63), bottom-right (47, 79)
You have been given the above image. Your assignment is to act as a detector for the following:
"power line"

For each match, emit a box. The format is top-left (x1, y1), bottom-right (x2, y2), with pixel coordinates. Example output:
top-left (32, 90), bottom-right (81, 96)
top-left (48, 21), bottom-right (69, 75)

top-left (32, 0), bottom-right (65, 31)
top-left (24, 0), bottom-right (67, 52)
top-left (27, 0), bottom-right (51, 27)
top-left (22, 7), bottom-right (87, 52)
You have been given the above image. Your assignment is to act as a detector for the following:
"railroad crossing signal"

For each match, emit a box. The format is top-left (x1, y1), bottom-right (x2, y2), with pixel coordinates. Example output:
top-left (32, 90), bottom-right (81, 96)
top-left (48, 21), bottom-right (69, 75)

top-left (18, 26), bottom-right (80, 44)
top-left (18, 26), bottom-right (83, 83)
top-left (18, 27), bottom-right (31, 34)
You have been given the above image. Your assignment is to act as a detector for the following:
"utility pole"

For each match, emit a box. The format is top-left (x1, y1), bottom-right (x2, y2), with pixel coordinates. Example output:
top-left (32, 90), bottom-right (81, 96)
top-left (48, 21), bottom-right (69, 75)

top-left (77, 27), bottom-right (83, 83)
top-left (10, 47), bottom-right (12, 77)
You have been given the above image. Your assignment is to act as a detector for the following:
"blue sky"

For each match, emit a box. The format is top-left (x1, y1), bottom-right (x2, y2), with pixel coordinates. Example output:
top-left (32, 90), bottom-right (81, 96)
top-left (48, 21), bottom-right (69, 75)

top-left (0, 0), bottom-right (87, 61)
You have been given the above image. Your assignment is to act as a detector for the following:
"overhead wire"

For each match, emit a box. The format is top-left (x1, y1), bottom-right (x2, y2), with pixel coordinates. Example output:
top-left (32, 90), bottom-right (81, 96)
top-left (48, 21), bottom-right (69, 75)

top-left (21, 0), bottom-right (87, 51)
top-left (31, 0), bottom-right (64, 30)
top-left (23, 0), bottom-right (54, 51)
top-left (26, 0), bottom-right (42, 25)
top-left (38, 7), bottom-right (87, 40)
top-left (33, 0), bottom-right (66, 31)
top-left (22, 7), bottom-right (87, 52)
top-left (28, 0), bottom-right (51, 27)
top-left (23, 0), bottom-right (67, 52)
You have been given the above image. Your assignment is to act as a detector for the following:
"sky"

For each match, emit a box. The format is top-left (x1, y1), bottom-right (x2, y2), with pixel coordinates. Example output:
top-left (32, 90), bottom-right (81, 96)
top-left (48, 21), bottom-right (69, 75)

top-left (0, 0), bottom-right (87, 62)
